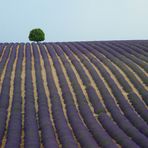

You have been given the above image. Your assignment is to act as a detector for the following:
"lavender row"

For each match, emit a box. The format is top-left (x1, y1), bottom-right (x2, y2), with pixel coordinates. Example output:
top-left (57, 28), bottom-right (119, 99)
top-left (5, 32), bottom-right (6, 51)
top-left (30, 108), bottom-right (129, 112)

top-left (70, 42), bottom-right (148, 147)
top-left (109, 41), bottom-right (148, 60)
top-left (0, 44), bottom-right (12, 75)
top-left (52, 43), bottom-right (113, 148)
top-left (127, 92), bottom-right (148, 123)
top-left (0, 44), bottom-right (17, 145)
top-left (53, 43), bottom-right (139, 147)
top-left (70, 42), bottom-right (148, 137)
top-left (5, 44), bottom-right (24, 147)
top-left (24, 43), bottom-right (40, 148)
top-left (106, 42), bottom-right (148, 73)
top-left (96, 42), bottom-right (148, 86)
top-left (86, 42), bottom-right (148, 105)
top-left (32, 43), bottom-right (59, 148)
top-left (76, 42), bottom-right (148, 122)
top-left (118, 41), bottom-right (148, 59)
top-left (132, 43), bottom-right (148, 55)
top-left (43, 43), bottom-right (101, 148)
top-left (64, 42), bottom-right (143, 147)
top-left (79, 42), bottom-right (132, 93)
top-left (0, 44), bottom-right (5, 57)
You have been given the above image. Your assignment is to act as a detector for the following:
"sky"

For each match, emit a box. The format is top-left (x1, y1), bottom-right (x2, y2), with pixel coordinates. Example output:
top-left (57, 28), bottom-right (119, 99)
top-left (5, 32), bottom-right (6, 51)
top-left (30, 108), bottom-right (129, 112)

top-left (0, 0), bottom-right (148, 42)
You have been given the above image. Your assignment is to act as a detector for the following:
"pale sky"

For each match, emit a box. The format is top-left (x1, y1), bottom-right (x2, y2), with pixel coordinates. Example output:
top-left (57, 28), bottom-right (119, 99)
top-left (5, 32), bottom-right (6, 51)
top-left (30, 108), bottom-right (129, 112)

top-left (0, 0), bottom-right (148, 42)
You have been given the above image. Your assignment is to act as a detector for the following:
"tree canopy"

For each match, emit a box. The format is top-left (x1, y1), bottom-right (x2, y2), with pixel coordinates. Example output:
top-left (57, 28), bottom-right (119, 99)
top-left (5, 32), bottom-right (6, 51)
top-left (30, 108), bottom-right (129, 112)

top-left (29, 28), bottom-right (45, 42)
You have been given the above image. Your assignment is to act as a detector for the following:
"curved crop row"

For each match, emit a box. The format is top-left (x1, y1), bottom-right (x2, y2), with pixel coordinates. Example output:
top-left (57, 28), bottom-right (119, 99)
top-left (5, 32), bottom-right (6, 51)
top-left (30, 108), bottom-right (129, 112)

top-left (96, 42), bottom-right (148, 86)
top-left (32, 43), bottom-right (59, 148)
top-left (0, 44), bottom-right (12, 75)
top-left (75, 42), bottom-right (148, 124)
top-left (85, 42), bottom-right (148, 105)
top-left (5, 44), bottom-right (24, 147)
top-left (24, 44), bottom-right (40, 148)
top-left (0, 41), bottom-right (147, 147)
top-left (54, 43), bottom-right (140, 147)
top-left (105, 42), bottom-right (148, 73)
top-left (34, 43), bottom-right (78, 148)
top-left (43, 43), bottom-right (102, 148)
top-left (0, 44), bottom-right (17, 145)
top-left (68, 42), bottom-right (148, 137)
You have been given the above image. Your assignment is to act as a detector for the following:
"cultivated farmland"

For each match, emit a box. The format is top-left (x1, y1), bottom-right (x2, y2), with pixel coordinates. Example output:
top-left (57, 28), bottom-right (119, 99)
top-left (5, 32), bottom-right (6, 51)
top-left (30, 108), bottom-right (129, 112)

top-left (0, 41), bottom-right (148, 148)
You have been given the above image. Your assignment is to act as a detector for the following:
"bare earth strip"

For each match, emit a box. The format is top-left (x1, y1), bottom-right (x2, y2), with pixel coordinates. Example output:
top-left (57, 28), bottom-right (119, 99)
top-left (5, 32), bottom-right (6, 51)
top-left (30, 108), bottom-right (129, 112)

top-left (20, 45), bottom-right (25, 147)
top-left (0, 47), bottom-right (12, 93)
top-left (0, 46), bottom-right (7, 62)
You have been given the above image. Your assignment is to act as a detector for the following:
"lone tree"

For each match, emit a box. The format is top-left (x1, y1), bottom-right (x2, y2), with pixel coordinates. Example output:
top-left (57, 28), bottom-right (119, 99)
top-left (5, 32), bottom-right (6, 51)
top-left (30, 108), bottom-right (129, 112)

top-left (29, 28), bottom-right (45, 42)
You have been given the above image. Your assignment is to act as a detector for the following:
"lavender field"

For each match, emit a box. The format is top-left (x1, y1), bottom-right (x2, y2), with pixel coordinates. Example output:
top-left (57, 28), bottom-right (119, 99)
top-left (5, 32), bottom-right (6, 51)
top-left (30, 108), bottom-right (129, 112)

top-left (0, 41), bottom-right (148, 148)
